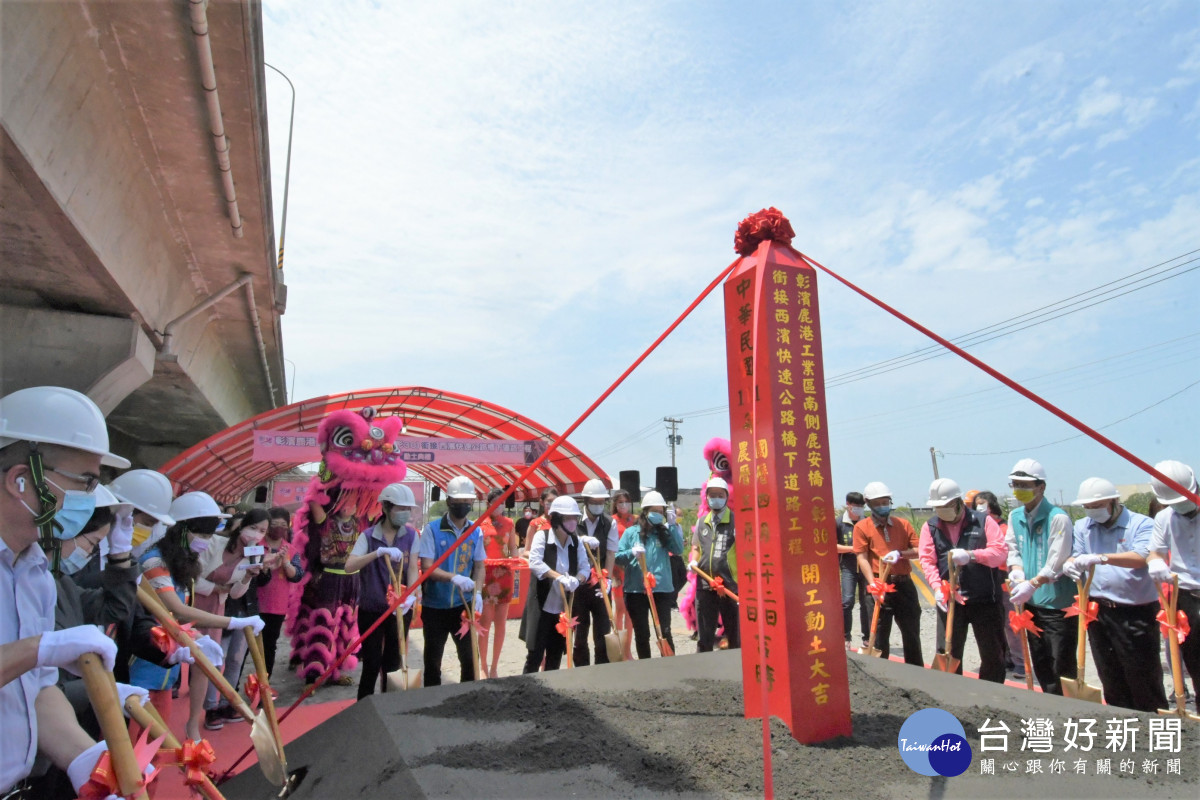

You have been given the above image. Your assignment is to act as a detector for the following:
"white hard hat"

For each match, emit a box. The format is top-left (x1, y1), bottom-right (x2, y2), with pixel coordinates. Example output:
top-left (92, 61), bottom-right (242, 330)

top-left (927, 478), bottom-right (961, 508)
top-left (706, 477), bottom-right (730, 493)
top-left (549, 496), bottom-right (582, 517)
top-left (1150, 460), bottom-right (1198, 507)
top-left (581, 479), bottom-right (609, 499)
top-left (0, 386), bottom-right (130, 468)
top-left (641, 490), bottom-right (667, 508)
top-left (92, 483), bottom-right (120, 508)
top-left (379, 482), bottom-right (416, 507)
top-left (863, 481), bottom-right (892, 501)
top-left (1008, 458), bottom-right (1047, 482)
top-left (1073, 477), bottom-right (1120, 506)
top-left (169, 491), bottom-right (229, 522)
top-left (446, 475), bottom-right (477, 500)
top-left (108, 469), bottom-right (176, 526)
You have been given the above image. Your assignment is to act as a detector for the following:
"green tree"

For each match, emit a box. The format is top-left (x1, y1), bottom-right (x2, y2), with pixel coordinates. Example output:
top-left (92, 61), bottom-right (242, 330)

top-left (1123, 491), bottom-right (1154, 517)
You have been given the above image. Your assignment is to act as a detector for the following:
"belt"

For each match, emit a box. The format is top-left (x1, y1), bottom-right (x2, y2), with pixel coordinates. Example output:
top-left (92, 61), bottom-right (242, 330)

top-left (887, 574), bottom-right (911, 583)
top-left (1093, 597), bottom-right (1157, 609)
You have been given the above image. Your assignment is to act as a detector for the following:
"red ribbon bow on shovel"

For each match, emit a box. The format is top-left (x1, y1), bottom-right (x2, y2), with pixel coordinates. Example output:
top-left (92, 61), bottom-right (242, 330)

top-left (644, 572), bottom-right (658, 591)
top-left (866, 578), bottom-right (896, 601)
top-left (457, 610), bottom-right (485, 639)
top-left (79, 727), bottom-right (163, 799)
top-left (245, 674), bottom-right (278, 711)
top-left (150, 622), bottom-right (196, 659)
top-left (172, 739), bottom-right (217, 786)
top-left (709, 576), bottom-right (731, 599)
top-left (1063, 595), bottom-right (1099, 626)
top-left (1008, 608), bottom-right (1043, 637)
top-left (1157, 608), bottom-right (1191, 645)
top-left (588, 568), bottom-right (609, 586)
top-left (556, 612), bottom-right (579, 637)
top-left (386, 585), bottom-right (401, 608)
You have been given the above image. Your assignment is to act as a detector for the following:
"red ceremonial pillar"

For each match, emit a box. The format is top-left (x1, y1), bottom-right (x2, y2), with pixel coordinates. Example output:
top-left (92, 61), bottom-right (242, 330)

top-left (723, 209), bottom-right (852, 745)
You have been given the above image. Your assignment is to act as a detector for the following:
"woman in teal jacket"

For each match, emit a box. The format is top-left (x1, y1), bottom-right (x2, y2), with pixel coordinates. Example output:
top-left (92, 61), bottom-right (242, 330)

top-left (615, 491), bottom-right (684, 658)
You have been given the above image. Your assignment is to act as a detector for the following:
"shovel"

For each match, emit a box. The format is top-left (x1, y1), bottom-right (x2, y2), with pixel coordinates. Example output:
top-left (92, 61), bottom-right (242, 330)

top-left (125, 695), bottom-right (225, 800)
top-left (243, 629), bottom-right (288, 787)
top-left (559, 583), bottom-right (576, 668)
top-left (859, 562), bottom-right (892, 657)
top-left (384, 559), bottom-right (423, 689)
top-left (637, 552), bottom-right (674, 656)
top-left (581, 541), bottom-right (627, 663)
top-left (1156, 575), bottom-right (1200, 721)
top-left (932, 561), bottom-right (961, 674)
top-left (1060, 567), bottom-right (1103, 704)
top-left (77, 653), bottom-right (151, 800)
top-left (457, 587), bottom-right (487, 681)
top-left (1017, 603), bottom-right (1036, 691)
top-left (691, 564), bottom-right (740, 602)
top-left (136, 581), bottom-right (287, 782)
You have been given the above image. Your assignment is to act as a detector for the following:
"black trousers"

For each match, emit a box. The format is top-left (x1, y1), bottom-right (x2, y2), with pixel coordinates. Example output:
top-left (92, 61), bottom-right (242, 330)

top-left (625, 591), bottom-right (674, 659)
top-left (935, 601), bottom-right (1007, 683)
top-left (357, 607), bottom-right (413, 700)
top-left (572, 582), bottom-right (611, 666)
top-left (862, 577), bottom-right (923, 665)
top-left (1179, 591), bottom-right (1200, 701)
top-left (696, 586), bottom-right (740, 652)
top-left (260, 612), bottom-right (286, 678)
top-left (1089, 602), bottom-right (1167, 712)
top-left (422, 605), bottom-right (476, 686)
top-left (1027, 604), bottom-right (1077, 695)
top-left (840, 560), bottom-right (869, 644)
top-left (524, 610), bottom-right (568, 672)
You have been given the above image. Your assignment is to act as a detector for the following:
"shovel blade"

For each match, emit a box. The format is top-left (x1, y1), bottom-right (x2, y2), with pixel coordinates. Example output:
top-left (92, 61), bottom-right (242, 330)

top-left (858, 645), bottom-right (883, 658)
top-left (251, 710), bottom-right (287, 786)
top-left (931, 653), bottom-right (960, 673)
top-left (1061, 679), bottom-right (1103, 704)
top-left (406, 669), bottom-right (424, 689)
top-left (605, 629), bottom-right (629, 663)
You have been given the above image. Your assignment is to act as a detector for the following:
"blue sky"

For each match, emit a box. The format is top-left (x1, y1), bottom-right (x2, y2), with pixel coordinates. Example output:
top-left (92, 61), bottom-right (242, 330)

top-left (261, 0), bottom-right (1199, 506)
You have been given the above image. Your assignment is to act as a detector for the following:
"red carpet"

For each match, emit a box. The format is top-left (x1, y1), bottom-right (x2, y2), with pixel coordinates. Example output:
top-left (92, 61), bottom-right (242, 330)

top-left (143, 673), bottom-right (352, 798)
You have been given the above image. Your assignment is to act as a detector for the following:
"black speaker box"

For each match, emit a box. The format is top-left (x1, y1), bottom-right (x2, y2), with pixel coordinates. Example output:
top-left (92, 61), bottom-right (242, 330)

top-left (618, 470), bottom-right (640, 502)
top-left (431, 485), bottom-right (441, 501)
top-left (655, 467), bottom-right (678, 501)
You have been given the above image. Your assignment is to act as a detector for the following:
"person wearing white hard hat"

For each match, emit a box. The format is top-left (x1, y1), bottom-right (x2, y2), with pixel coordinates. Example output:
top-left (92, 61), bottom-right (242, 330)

top-left (852, 481), bottom-right (924, 666)
top-left (690, 477), bottom-right (739, 653)
top-left (523, 496), bottom-right (592, 672)
top-left (344, 483), bottom-right (420, 699)
top-left (0, 386), bottom-right (137, 797)
top-left (572, 479), bottom-right (617, 666)
top-left (917, 478), bottom-right (1009, 682)
top-left (475, 488), bottom-right (519, 678)
top-left (1003, 458), bottom-right (1076, 695)
top-left (418, 476), bottom-right (486, 685)
top-left (107, 469), bottom-right (176, 561)
top-left (836, 491), bottom-right (870, 650)
top-left (1061, 477), bottom-right (1165, 712)
top-left (1147, 460), bottom-right (1200, 701)
top-left (615, 490), bottom-right (685, 659)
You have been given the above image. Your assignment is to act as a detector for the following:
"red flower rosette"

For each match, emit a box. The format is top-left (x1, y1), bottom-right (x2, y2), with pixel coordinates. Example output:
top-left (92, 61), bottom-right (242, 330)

top-left (734, 207), bottom-right (796, 256)
top-left (1008, 608), bottom-right (1043, 638)
top-left (1063, 594), bottom-right (1099, 626)
top-left (1157, 608), bottom-right (1191, 645)
top-left (178, 739), bottom-right (217, 786)
top-left (555, 612), bottom-right (579, 637)
top-left (245, 674), bottom-right (278, 711)
top-left (866, 577), bottom-right (896, 601)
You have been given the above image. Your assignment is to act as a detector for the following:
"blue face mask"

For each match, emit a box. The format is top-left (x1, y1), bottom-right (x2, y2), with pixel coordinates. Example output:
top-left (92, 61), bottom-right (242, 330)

top-left (46, 478), bottom-right (98, 540)
top-left (871, 504), bottom-right (892, 518)
top-left (646, 511), bottom-right (665, 526)
top-left (60, 545), bottom-right (92, 575)
top-left (708, 497), bottom-right (727, 511)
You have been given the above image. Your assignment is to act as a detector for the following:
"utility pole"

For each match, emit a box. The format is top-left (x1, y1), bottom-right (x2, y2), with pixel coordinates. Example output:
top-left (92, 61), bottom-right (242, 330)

top-left (665, 417), bottom-right (683, 468)
top-left (929, 446), bottom-right (939, 480)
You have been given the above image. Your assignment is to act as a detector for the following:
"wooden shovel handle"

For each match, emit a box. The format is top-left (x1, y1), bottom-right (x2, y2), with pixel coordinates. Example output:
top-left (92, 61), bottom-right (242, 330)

top-left (77, 653), bottom-right (148, 800)
top-left (637, 552), bottom-right (673, 656)
top-left (243, 629), bottom-right (285, 766)
top-left (125, 696), bottom-right (225, 800)
top-left (692, 565), bottom-right (740, 603)
top-left (864, 562), bottom-right (892, 651)
top-left (383, 559), bottom-right (411, 670)
top-left (559, 583), bottom-right (573, 668)
top-left (581, 542), bottom-right (617, 622)
top-left (943, 561), bottom-right (958, 647)
top-left (136, 582), bottom-right (254, 723)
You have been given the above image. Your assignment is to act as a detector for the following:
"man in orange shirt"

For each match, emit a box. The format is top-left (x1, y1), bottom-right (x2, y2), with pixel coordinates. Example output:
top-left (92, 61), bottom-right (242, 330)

top-left (853, 481), bottom-right (923, 666)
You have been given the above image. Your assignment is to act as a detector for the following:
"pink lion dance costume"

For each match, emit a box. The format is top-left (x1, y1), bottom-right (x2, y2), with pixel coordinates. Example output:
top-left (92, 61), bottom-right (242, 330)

top-left (680, 437), bottom-right (733, 636)
top-left (287, 407), bottom-right (406, 684)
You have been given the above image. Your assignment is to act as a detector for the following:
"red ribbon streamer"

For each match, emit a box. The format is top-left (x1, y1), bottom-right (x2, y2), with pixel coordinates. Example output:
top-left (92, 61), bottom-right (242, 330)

top-left (245, 674), bottom-right (278, 711)
top-left (1008, 608), bottom-right (1043, 638)
top-left (1064, 595), bottom-right (1099, 626)
top-left (556, 612), bottom-right (579, 637)
top-left (644, 572), bottom-right (658, 591)
top-left (151, 622), bottom-right (196, 659)
top-left (177, 739), bottom-right (217, 786)
top-left (80, 727), bottom-right (162, 799)
top-left (1158, 608), bottom-right (1191, 645)
top-left (866, 578), bottom-right (896, 601)
top-left (457, 610), bottom-right (485, 639)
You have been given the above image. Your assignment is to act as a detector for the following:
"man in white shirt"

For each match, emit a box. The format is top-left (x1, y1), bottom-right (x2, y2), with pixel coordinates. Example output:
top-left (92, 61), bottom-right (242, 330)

top-left (1146, 459), bottom-right (1200, 702)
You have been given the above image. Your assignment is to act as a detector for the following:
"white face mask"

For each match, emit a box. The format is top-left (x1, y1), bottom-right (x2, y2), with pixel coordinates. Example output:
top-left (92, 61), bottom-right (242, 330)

top-left (561, 518), bottom-right (579, 533)
top-left (935, 506), bottom-right (959, 522)
top-left (846, 505), bottom-right (864, 520)
top-left (1084, 506), bottom-right (1112, 523)
top-left (189, 536), bottom-right (210, 553)
top-left (616, 502), bottom-right (632, 515)
top-left (587, 503), bottom-right (606, 516)
top-left (1174, 500), bottom-right (1198, 515)
top-left (975, 503), bottom-right (989, 514)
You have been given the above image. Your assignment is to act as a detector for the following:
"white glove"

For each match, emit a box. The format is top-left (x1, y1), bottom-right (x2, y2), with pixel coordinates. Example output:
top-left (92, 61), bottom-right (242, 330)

top-left (604, 578), bottom-right (612, 594)
top-left (881, 550), bottom-right (902, 565)
top-left (38, 626), bottom-right (116, 675)
top-left (579, 535), bottom-right (600, 549)
top-left (226, 615), bottom-right (265, 635)
top-left (1063, 559), bottom-right (1083, 581)
top-left (936, 594), bottom-right (948, 613)
top-left (450, 574), bottom-right (475, 593)
top-left (948, 549), bottom-right (971, 566)
top-left (1008, 569), bottom-right (1025, 584)
top-left (1148, 558), bottom-right (1173, 584)
top-left (191, 634), bottom-right (224, 668)
top-left (687, 559), bottom-right (699, 572)
top-left (400, 594), bottom-right (417, 614)
top-left (377, 546), bottom-right (404, 562)
top-left (115, 683), bottom-right (149, 717)
top-left (556, 574), bottom-right (580, 592)
top-left (474, 593), bottom-right (484, 614)
top-left (667, 508), bottom-right (677, 525)
top-left (1073, 553), bottom-right (1104, 574)
top-left (631, 544), bottom-right (646, 557)
top-left (108, 508), bottom-right (135, 557)
top-left (166, 642), bottom-right (194, 665)
top-left (1010, 581), bottom-right (1036, 606)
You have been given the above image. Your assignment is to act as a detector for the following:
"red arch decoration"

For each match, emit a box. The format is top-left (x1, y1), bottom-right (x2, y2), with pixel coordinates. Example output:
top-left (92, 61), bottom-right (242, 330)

top-left (159, 386), bottom-right (611, 503)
